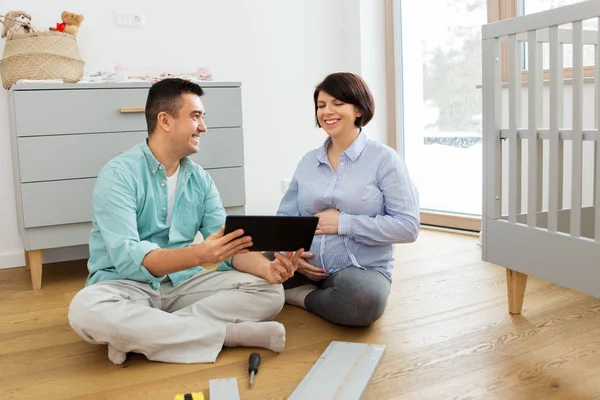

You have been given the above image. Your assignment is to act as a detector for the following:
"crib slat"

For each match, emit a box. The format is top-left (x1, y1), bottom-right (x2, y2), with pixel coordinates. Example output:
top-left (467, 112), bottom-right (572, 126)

top-left (571, 20), bottom-right (583, 238)
top-left (537, 42), bottom-right (544, 127)
top-left (558, 44), bottom-right (564, 210)
top-left (483, 38), bottom-right (502, 228)
top-left (527, 29), bottom-right (539, 228)
top-left (593, 18), bottom-right (600, 242)
top-left (596, 19), bottom-right (600, 132)
top-left (517, 43), bottom-right (523, 216)
top-left (508, 34), bottom-right (521, 224)
top-left (536, 41), bottom-right (544, 213)
top-left (596, 138), bottom-right (600, 241)
top-left (548, 26), bottom-right (561, 233)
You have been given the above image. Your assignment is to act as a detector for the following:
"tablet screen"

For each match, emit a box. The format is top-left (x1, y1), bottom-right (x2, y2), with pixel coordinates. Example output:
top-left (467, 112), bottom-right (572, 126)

top-left (224, 215), bottom-right (318, 252)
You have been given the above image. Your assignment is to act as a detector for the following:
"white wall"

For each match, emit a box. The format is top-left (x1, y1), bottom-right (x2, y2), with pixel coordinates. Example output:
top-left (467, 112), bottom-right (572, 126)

top-left (358, 0), bottom-right (388, 145)
top-left (0, 0), bottom-right (389, 268)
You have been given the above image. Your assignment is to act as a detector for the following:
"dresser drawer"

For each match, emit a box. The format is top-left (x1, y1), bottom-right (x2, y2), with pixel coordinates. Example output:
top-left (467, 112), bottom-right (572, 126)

top-left (192, 127), bottom-right (244, 169)
top-left (17, 131), bottom-right (146, 182)
top-left (20, 167), bottom-right (246, 228)
top-left (207, 167), bottom-right (246, 209)
top-left (13, 86), bottom-right (242, 137)
top-left (21, 179), bottom-right (95, 228)
top-left (17, 128), bottom-right (243, 183)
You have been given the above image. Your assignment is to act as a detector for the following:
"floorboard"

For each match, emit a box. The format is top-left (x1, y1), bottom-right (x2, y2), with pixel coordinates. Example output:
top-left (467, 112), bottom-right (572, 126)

top-left (1, 229), bottom-right (599, 399)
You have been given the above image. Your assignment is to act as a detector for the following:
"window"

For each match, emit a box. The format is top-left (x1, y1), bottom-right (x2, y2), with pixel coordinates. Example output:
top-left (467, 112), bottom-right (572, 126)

top-left (396, 0), bottom-right (486, 231)
top-left (388, 0), bottom-right (596, 231)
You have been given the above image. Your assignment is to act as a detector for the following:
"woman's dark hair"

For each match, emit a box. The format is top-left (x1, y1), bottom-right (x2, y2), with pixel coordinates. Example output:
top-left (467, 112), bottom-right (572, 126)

top-left (313, 72), bottom-right (374, 128)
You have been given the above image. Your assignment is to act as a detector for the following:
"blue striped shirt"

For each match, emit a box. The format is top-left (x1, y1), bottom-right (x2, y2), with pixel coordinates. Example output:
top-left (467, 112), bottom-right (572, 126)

top-left (276, 130), bottom-right (420, 280)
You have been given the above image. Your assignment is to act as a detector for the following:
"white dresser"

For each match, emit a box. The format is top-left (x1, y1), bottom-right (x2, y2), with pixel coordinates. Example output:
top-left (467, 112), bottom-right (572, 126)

top-left (7, 81), bottom-right (246, 289)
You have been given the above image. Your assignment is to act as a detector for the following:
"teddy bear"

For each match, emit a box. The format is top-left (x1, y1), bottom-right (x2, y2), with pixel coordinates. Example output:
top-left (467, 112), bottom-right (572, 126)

top-left (1, 10), bottom-right (32, 39)
top-left (49, 11), bottom-right (84, 36)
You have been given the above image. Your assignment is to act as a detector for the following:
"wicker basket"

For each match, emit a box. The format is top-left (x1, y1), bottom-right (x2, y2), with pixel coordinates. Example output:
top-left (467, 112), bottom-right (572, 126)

top-left (0, 31), bottom-right (84, 89)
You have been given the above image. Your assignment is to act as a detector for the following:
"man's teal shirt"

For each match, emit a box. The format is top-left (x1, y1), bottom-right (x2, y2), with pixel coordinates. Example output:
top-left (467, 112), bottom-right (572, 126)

top-left (86, 140), bottom-right (233, 290)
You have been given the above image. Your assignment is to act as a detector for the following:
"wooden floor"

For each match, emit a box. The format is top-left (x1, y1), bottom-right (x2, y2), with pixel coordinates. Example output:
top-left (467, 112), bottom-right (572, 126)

top-left (1, 229), bottom-right (600, 399)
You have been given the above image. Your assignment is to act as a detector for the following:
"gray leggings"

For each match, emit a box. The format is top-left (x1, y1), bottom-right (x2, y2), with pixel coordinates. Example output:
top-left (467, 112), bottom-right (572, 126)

top-left (283, 265), bottom-right (391, 327)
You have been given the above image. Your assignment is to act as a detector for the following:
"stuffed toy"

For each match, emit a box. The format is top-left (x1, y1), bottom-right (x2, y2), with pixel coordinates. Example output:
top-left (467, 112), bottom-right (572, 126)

top-left (1, 10), bottom-right (32, 39)
top-left (50, 11), bottom-right (84, 36)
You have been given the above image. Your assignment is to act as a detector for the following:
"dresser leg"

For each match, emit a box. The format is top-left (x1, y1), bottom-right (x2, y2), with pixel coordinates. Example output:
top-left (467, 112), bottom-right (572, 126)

top-left (27, 250), bottom-right (43, 290)
top-left (24, 250), bottom-right (30, 270)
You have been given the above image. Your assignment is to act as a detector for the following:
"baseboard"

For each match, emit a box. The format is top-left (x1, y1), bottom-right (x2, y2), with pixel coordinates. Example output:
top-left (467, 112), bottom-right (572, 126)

top-left (420, 211), bottom-right (481, 232)
top-left (421, 225), bottom-right (480, 237)
top-left (0, 250), bottom-right (25, 270)
top-left (0, 245), bottom-right (90, 270)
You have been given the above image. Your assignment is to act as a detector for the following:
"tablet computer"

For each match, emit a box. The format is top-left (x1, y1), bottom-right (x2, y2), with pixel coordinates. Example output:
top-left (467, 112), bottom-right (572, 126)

top-left (224, 215), bottom-right (318, 252)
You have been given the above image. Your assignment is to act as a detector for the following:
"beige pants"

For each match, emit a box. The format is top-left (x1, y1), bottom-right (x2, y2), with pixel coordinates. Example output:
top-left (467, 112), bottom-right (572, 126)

top-left (68, 269), bottom-right (284, 363)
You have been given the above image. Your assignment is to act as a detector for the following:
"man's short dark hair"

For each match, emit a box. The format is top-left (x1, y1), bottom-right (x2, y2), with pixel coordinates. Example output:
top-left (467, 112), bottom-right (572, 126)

top-left (145, 78), bottom-right (205, 135)
top-left (313, 72), bottom-right (374, 128)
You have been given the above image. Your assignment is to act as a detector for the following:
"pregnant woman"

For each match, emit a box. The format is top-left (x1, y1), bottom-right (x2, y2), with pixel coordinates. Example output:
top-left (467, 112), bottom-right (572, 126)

top-left (275, 72), bottom-right (420, 326)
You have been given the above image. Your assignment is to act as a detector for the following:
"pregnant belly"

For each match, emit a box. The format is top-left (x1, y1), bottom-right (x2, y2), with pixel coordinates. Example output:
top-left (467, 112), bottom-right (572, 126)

top-left (307, 234), bottom-right (352, 271)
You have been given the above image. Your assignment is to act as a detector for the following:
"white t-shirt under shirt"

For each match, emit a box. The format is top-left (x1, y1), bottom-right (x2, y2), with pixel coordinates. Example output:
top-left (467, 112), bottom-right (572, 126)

top-left (166, 164), bottom-right (180, 226)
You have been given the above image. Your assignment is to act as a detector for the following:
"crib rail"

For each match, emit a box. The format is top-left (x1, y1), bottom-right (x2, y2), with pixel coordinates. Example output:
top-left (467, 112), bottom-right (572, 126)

top-left (515, 27), bottom-right (598, 45)
top-left (483, 0), bottom-right (600, 39)
top-left (482, 0), bottom-right (600, 245)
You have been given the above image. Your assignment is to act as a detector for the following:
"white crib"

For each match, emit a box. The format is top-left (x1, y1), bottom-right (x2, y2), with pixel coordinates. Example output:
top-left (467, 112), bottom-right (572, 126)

top-left (482, 0), bottom-right (600, 314)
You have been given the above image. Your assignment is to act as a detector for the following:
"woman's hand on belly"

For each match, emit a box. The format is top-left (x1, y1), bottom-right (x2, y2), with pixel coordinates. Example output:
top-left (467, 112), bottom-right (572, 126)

top-left (314, 209), bottom-right (340, 235)
top-left (297, 252), bottom-right (329, 281)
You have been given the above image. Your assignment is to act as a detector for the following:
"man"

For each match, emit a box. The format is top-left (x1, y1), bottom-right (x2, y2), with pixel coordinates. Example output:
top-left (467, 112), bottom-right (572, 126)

top-left (68, 78), bottom-right (303, 365)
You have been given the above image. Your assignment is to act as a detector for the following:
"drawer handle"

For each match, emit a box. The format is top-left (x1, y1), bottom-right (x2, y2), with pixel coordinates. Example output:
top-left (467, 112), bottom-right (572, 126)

top-left (119, 107), bottom-right (145, 113)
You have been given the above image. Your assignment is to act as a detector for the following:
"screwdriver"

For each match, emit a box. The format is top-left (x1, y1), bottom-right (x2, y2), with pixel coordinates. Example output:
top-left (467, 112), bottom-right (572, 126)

top-left (248, 352), bottom-right (261, 388)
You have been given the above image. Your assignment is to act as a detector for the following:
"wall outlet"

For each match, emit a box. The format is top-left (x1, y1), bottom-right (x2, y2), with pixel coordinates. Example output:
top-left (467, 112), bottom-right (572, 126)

top-left (281, 178), bottom-right (291, 194)
top-left (115, 12), bottom-right (145, 28)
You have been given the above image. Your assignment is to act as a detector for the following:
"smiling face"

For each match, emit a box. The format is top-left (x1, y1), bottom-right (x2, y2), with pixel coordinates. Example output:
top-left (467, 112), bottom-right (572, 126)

top-left (157, 93), bottom-right (207, 158)
top-left (316, 91), bottom-right (362, 138)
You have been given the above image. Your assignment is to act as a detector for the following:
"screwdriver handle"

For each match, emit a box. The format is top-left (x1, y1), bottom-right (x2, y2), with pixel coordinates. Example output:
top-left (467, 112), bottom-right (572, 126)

top-left (248, 352), bottom-right (261, 374)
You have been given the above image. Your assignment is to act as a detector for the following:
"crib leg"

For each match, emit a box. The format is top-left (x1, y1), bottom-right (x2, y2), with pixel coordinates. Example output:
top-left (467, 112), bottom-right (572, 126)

top-left (506, 269), bottom-right (528, 314)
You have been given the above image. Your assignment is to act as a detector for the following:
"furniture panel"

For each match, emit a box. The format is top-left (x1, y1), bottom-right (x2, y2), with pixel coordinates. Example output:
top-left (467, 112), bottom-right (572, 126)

top-left (20, 167), bottom-right (246, 228)
top-left (15, 88), bottom-right (149, 136)
top-left (17, 127), bottom-right (243, 183)
top-left (206, 167), bottom-right (247, 209)
top-left (191, 127), bottom-right (244, 169)
top-left (25, 204), bottom-right (246, 250)
top-left (21, 179), bottom-right (95, 228)
top-left (17, 131), bottom-right (146, 182)
top-left (25, 223), bottom-right (94, 249)
top-left (14, 86), bottom-right (242, 136)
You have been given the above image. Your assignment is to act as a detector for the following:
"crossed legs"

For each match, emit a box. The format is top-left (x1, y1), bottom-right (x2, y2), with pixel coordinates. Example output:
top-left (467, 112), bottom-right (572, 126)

top-left (68, 269), bottom-right (285, 364)
top-left (283, 266), bottom-right (391, 326)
